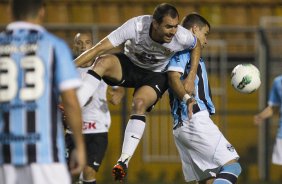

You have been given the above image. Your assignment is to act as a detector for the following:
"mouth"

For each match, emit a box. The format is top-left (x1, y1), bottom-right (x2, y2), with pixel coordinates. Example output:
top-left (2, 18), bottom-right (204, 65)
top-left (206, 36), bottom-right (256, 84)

top-left (164, 35), bottom-right (174, 41)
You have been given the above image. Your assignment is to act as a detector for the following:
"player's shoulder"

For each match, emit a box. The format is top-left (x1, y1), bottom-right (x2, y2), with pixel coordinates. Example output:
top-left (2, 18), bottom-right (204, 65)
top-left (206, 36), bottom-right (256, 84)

top-left (137, 15), bottom-right (152, 21)
top-left (44, 32), bottom-right (66, 45)
top-left (273, 75), bottom-right (282, 84)
top-left (174, 25), bottom-right (194, 44)
top-left (130, 15), bottom-right (152, 31)
top-left (176, 25), bottom-right (191, 35)
top-left (44, 32), bottom-right (70, 52)
top-left (173, 49), bottom-right (191, 59)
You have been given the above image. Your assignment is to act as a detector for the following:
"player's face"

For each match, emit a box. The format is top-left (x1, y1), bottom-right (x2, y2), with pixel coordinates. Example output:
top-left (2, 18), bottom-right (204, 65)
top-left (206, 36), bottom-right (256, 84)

top-left (73, 33), bottom-right (93, 56)
top-left (152, 15), bottom-right (179, 43)
top-left (193, 25), bottom-right (209, 49)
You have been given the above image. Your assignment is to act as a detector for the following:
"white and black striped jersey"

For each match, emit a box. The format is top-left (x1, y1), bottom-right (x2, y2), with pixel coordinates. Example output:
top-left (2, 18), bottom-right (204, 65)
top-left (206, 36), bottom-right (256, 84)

top-left (66, 66), bottom-right (111, 134)
top-left (107, 15), bottom-right (197, 72)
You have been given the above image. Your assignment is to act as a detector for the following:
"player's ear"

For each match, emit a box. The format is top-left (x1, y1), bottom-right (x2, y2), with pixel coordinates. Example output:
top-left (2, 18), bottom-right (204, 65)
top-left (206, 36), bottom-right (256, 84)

top-left (192, 25), bottom-right (199, 34)
top-left (152, 19), bottom-right (159, 29)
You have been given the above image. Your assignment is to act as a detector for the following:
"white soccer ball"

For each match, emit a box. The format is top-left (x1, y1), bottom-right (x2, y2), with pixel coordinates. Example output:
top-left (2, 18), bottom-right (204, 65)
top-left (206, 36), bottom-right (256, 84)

top-left (231, 64), bottom-right (261, 94)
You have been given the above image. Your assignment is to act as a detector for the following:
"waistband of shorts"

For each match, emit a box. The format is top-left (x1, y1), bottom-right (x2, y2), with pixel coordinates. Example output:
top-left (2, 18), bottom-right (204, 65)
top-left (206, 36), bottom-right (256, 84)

top-left (173, 109), bottom-right (210, 130)
top-left (193, 104), bottom-right (201, 114)
top-left (173, 106), bottom-right (201, 130)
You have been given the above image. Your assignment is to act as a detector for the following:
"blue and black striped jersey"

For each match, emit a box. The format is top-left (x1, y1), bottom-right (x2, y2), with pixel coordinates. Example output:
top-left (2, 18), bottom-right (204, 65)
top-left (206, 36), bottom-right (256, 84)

top-left (268, 75), bottom-right (282, 138)
top-left (167, 49), bottom-right (215, 129)
top-left (0, 22), bottom-right (81, 165)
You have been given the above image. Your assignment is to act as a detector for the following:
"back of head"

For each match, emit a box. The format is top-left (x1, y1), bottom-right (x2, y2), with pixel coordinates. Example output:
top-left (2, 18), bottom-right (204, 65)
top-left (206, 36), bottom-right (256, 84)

top-left (153, 3), bottom-right (179, 24)
top-left (10, 0), bottom-right (44, 21)
top-left (181, 13), bottom-right (210, 30)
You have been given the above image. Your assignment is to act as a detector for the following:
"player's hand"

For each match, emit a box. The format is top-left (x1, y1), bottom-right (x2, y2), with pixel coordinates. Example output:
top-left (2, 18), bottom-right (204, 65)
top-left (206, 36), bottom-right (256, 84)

top-left (109, 87), bottom-right (125, 105)
top-left (183, 76), bottom-right (195, 96)
top-left (69, 148), bottom-right (86, 175)
top-left (254, 114), bottom-right (264, 125)
top-left (187, 97), bottom-right (196, 119)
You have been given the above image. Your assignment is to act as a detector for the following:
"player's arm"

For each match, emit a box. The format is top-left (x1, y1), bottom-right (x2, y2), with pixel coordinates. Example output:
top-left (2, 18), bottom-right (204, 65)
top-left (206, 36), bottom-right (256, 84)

top-left (168, 71), bottom-right (195, 118)
top-left (61, 89), bottom-right (86, 175)
top-left (183, 37), bottom-right (201, 95)
top-left (75, 18), bottom-right (136, 67)
top-left (254, 105), bottom-right (278, 125)
top-left (74, 37), bottom-right (114, 67)
top-left (108, 86), bottom-right (125, 105)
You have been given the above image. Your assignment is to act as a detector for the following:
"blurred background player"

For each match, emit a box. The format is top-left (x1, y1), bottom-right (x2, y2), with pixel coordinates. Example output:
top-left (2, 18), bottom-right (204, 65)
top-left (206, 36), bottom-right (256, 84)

top-left (0, 0), bottom-right (85, 184)
top-left (65, 32), bottom-right (125, 184)
top-left (167, 13), bottom-right (241, 184)
top-left (254, 75), bottom-right (282, 166)
top-left (73, 3), bottom-right (201, 181)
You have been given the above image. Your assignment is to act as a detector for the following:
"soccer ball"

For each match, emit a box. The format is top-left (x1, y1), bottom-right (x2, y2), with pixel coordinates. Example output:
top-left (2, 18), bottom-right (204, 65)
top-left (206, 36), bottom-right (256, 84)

top-left (231, 64), bottom-right (261, 94)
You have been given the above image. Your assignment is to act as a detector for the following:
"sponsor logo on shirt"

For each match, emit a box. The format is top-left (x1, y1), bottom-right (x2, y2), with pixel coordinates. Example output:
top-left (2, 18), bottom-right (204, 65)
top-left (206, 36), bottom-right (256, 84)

top-left (226, 144), bottom-right (235, 152)
top-left (83, 122), bottom-right (96, 130)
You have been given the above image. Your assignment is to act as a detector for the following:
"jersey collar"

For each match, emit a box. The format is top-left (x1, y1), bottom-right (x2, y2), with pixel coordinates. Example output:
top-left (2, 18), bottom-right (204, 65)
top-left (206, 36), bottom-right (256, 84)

top-left (7, 21), bottom-right (46, 32)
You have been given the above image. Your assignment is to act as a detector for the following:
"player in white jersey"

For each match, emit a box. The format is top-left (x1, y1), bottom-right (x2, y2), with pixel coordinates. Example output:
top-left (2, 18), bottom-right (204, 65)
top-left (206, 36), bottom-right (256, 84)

top-left (74, 3), bottom-right (200, 182)
top-left (254, 75), bottom-right (282, 166)
top-left (167, 14), bottom-right (241, 184)
top-left (0, 1), bottom-right (86, 184)
top-left (65, 32), bottom-right (124, 184)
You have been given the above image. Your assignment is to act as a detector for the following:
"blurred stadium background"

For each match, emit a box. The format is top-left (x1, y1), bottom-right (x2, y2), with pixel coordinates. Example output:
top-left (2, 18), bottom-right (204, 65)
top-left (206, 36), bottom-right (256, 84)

top-left (1, 0), bottom-right (282, 183)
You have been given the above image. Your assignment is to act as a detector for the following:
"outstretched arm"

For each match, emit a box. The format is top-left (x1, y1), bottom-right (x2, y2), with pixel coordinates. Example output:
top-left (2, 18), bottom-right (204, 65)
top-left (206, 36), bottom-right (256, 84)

top-left (168, 71), bottom-right (195, 119)
top-left (183, 37), bottom-right (201, 95)
top-left (74, 37), bottom-right (114, 67)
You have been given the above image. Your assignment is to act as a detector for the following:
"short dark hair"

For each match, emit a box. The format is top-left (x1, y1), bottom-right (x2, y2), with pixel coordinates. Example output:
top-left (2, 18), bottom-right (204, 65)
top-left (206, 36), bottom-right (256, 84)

top-left (10, 0), bottom-right (45, 20)
top-left (181, 13), bottom-right (210, 30)
top-left (153, 3), bottom-right (179, 24)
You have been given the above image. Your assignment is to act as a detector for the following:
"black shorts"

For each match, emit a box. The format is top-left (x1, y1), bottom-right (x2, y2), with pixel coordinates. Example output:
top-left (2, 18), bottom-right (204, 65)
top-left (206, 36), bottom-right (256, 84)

top-left (65, 132), bottom-right (108, 172)
top-left (102, 53), bottom-right (168, 111)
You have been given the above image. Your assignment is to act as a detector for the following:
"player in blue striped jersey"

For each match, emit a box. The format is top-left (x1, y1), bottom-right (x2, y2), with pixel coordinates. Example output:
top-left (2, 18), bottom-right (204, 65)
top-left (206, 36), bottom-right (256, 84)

top-left (167, 13), bottom-right (241, 184)
top-left (254, 75), bottom-right (282, 166)
top-left (0, 0), bottom-right (85, 184)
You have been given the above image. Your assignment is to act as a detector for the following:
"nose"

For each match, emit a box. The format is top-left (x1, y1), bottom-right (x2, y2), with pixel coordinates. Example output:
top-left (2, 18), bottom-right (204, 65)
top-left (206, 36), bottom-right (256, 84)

top-left (81, 43), bottom-right (86, 49)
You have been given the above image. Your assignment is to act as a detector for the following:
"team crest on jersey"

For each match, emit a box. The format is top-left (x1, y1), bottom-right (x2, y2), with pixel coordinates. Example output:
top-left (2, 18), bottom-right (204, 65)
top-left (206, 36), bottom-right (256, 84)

top-left (226, 144), bottom-right (235, 152)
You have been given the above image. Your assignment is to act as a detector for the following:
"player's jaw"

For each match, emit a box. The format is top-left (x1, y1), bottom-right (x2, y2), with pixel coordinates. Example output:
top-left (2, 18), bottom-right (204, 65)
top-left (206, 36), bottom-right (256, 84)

top-left (163, 33), bottom-right (175, 43)
top-left (153, 28), bottom-right (177, 44)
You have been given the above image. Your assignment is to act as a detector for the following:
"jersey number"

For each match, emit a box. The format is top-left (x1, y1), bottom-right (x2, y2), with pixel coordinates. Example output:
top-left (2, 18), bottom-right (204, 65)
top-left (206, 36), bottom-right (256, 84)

top-left (0, 56), bottom-right (45, 102)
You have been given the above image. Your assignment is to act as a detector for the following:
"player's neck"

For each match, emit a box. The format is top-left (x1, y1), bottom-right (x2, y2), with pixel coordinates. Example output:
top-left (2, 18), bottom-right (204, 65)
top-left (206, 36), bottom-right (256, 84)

top-left (24, 17), bottom-right (42, 25)
top-left (149, 24), bottom-right (164, 44)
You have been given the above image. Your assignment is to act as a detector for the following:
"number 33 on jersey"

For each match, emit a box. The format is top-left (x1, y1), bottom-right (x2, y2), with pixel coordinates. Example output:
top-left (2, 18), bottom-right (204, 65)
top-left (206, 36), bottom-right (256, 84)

top-left (0, 55), bottom-right (44, 102)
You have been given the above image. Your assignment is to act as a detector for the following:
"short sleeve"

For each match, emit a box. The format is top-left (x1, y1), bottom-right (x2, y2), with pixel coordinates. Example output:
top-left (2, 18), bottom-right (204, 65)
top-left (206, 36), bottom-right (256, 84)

top-left (54, 39), bottom-right (81, 91)
top-left (166, 50), bottom-right (190, 75)
top-left (268, 77), bottom-right (281, 106)
top-left (107, 17), bottom-right (137, 47)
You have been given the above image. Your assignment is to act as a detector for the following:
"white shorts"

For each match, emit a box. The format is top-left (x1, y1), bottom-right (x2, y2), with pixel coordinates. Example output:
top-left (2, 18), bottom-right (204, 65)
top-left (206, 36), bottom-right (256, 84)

top-left (272, 137), bottom-right (282, 165)
top-left (173, 110), bottom-right (240, 182)
top-left (0, 163), bottom-right (71, 184)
